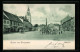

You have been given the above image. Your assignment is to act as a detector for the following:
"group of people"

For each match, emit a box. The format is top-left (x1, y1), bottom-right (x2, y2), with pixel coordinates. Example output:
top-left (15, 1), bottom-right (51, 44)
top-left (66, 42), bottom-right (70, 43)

top-left (40, 27), bottom-right (63, 35)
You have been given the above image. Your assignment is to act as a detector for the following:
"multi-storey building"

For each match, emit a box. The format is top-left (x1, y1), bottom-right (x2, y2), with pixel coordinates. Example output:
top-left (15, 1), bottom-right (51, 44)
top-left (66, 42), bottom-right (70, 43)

top-left (3, 10), bottom-right (23, 32)
top-left (3, 6), bottom-right (32, 33)
top-left (61, 15), bottom-right (75, 31)
top-left (3, 12), bottom-right (10, 33)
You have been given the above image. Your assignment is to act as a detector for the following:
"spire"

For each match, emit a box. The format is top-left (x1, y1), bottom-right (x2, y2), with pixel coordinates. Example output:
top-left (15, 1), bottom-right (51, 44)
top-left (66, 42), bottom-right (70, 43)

top-left (27, 5), bottom-right (30, 11)
top-left (27, 5), bottom-right (31, 16)
top-left (26, 5), bottom-right (31, 23)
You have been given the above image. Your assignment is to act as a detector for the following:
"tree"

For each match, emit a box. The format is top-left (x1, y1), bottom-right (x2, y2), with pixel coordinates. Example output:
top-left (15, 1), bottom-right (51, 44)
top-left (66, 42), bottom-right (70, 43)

top-left (34, 24), bottom-right (38, 27)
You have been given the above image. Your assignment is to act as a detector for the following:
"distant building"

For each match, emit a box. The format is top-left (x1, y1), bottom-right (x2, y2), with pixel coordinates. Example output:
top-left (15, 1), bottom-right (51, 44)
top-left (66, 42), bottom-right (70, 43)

top-left (48, 23), bottom-right (60, 31)
top-left (53, 24), bottom-right (60, 30)
top-left (19, 16), bottom-right (32, 31)
top-left (37, 24), bottom-right (46, 31)
top-left (61, 15), bottom-right (75, 31)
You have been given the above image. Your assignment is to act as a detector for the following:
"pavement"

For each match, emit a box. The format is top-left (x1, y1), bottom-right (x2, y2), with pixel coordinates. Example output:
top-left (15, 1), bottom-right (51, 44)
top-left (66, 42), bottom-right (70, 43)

top-left (3, 31), bottom-right (75, 41)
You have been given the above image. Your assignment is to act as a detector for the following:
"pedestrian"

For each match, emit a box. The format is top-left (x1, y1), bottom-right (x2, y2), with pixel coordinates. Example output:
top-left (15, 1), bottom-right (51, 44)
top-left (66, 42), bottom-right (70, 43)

top-left (19, 29), bottom-right (21, 33)
top-left (21, 29), bottom-right (24, 33)
top-left (61, 30), bottom-right (62, 34)
top-left (59, 31), bottom-right (60, 35)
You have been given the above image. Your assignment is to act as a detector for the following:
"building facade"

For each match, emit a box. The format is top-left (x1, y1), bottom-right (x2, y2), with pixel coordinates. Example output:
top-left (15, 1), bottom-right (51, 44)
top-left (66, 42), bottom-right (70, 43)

top-left (61, 15), bottom-right (75, 31)
top-left (3, 12), bottom-right (10, 33)
top-left (3, 6), bottom-right (32, 33)
top-left (19, 16), bottom-right (32, 32)
top-left (3, 10), bottom-right (23, 33)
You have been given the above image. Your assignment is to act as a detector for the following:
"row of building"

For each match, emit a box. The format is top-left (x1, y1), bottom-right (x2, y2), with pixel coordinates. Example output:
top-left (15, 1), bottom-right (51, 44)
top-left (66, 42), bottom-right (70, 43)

top-left (61, 15), bottom-right (75, 31)
top-left (32, 15), bottom-right (75, 32)
top-left (36, 15), bottom-right (75, 32)
top-left (3, 7), bottom-right (32, 33)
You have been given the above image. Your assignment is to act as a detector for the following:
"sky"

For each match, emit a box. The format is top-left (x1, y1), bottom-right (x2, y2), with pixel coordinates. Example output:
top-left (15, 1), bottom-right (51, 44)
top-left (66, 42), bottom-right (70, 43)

top-left (3, 4), bottom-right (75, 25)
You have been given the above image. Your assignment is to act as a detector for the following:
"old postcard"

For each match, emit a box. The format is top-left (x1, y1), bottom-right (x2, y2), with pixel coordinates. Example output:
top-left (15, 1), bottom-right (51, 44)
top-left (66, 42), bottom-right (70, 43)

top-left (3, 4), bottom-right (75, 50)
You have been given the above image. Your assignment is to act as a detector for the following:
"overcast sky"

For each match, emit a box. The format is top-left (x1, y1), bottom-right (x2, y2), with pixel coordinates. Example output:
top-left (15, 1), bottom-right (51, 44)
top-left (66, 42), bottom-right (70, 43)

top-left (3, 4), bottom-right (75, 25)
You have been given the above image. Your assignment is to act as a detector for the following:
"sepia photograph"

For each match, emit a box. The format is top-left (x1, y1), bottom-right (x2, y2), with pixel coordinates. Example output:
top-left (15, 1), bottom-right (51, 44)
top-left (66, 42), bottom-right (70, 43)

top-left (3, 4), bottom-right (75, 50)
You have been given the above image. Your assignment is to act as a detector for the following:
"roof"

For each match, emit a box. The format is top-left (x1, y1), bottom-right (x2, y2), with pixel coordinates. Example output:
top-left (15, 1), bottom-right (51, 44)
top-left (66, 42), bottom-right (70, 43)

top-left (19, 16), bottom-right (29, 22)
top-left (3, 11), bottom-right (22, 23)
top-left (19, 18), bottom-right (23, 22)
top-left (23, 16), bottom-right (29, 22)
top-left (19, 16), bottom-right (32, 28)
top-left (24, 18), bottom-right (28, 22)
top-left (61, 15), bottom-right (73, 24)
top-left (24, 22), bottom-right (32, 28)
top-left (53, 24), bottom-right (60, 26)
top-left (3, 14), bottom-right (9, 20)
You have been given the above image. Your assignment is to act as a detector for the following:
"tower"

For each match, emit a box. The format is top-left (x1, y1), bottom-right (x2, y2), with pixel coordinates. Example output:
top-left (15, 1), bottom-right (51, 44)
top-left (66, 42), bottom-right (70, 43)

top-left (26, 6), bottom-right (31, 23)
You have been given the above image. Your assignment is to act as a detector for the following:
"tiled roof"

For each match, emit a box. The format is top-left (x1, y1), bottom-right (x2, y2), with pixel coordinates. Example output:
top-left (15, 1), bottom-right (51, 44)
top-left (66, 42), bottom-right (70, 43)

top-left (3, 11), bottom-right (22, 23)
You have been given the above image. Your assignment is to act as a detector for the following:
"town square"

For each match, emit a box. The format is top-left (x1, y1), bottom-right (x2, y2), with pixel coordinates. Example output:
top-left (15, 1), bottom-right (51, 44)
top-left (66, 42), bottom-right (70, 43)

top-left (3, 4), bottom-right (75, 41)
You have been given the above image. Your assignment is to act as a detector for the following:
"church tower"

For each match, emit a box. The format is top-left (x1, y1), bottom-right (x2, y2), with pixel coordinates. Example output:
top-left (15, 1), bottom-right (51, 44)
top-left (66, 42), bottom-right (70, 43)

top-left (26, 6), bottom-right (31, 23)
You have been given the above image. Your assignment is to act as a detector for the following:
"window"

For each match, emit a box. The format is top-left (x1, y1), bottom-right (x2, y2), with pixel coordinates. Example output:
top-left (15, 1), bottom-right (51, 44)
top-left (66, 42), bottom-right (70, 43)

top-left (21, 24), bottom-right (22, 26)
top-left (16, 22), bottom-right (17, 26)
top-left (18, 23), bottom-right (19, 25)
top-left (10, 21), bottom-right (12, 25)
top-left (19, 23), bottom-right (20, 26)
top-left (15, 22), bottom-right (16, 25)
top-left (12, 21), bottom-right (13, 25)
top-left (4, 20), bottom-right (6, 24)
top-left (7, 20), bottom-right (9, 24)
top-left (14, 22), bottom-right (15, 25)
